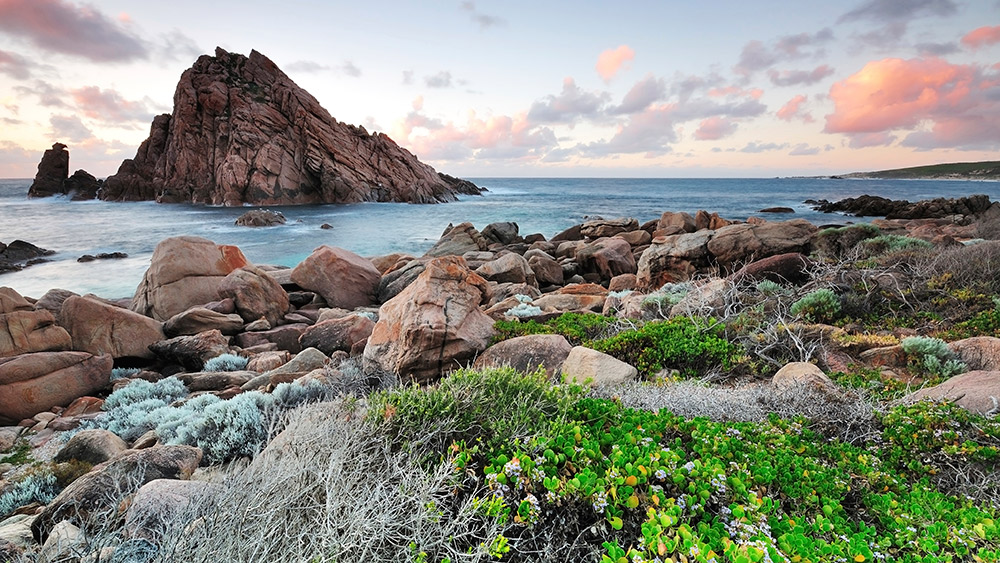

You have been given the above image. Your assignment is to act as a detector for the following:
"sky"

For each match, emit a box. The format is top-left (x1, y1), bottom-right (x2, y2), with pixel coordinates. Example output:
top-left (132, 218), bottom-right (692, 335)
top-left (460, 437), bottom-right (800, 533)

top-left (0, 0), bottom-right (998, 179)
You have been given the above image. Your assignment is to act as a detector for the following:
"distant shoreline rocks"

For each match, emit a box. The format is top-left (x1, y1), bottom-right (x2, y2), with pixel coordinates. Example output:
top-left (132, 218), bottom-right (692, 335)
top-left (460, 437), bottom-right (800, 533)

top-left (235, 210), bottom-right (286, 227)
top-left (0, 240), bottom-right (53, 273)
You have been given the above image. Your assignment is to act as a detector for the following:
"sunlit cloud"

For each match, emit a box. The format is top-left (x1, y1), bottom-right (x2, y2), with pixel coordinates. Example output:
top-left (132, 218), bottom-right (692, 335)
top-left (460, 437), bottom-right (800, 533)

top-left (69, 86), bottom-right (154, 125)
top-left (14, 80), bottom-right (69, 107)
top-left (734, 29), bottom-right (833, 76)
top-left (609, 74), bottom-right (666, 115)
top-left (962, 26), bottom-right (1000, 49)
top-left (595, 45), bottom-right (635, 82)
top-left (578, 105), bottom-right (677, 158)
top-left (49, 114), bottom-right (93, 143)
top-left (776, 94), bottom-right (814, 122)
top-left (694, 116), bottom-right (738, 140)
top-left (0, 0), bottom-right (148, 62)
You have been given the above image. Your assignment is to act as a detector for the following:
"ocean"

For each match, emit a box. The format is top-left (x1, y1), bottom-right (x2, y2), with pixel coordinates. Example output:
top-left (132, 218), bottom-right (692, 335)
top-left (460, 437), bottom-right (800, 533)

top-left (2, 177), bottom-right (998, 300)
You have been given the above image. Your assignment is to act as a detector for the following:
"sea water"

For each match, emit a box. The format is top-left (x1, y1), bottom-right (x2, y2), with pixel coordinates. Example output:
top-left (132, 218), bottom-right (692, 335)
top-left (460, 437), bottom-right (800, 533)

top-left (2, 177), bottom-right (998, 299)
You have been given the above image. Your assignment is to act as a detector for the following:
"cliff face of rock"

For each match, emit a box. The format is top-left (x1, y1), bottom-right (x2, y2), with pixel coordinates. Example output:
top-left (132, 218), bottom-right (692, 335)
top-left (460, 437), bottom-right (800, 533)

top-left (101, 47), bottom-right (480, 206)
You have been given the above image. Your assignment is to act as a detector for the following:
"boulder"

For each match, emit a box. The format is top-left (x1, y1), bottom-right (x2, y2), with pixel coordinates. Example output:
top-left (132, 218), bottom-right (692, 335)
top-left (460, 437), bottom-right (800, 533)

top-left (218, 264), bottom-right (290, 326)
top-left (476, 253), bottom-right (536, 286)
top-left (234, 209), bottom-right (286, 226)
top-left (100, 48), bottom-right (478, 205)
top-left (0, 514), bottom-right (34, 553)
top-left (177, 370), bottom-right (255, 391)
top-left (669, 279), bottom-right (732, 317)
top-left (581, 217), bottom-right (638, 239)
top-left (949, 337), bottom-right (1000, 372)
top-left (148, 330), bottom-right (231, 371)
top-left (377, 259), bottom-right (427, 302)
top-left (772, 362), bottom-right (841, 396)
top-left (528, 254), bottom-right (564, 286)
top-left (27, 142), bottom-right (69, 198)
top-left (533, 284), bottom-right (608, 314)
top-left (0, 352), bottom-right (111, 425)
top-left (291, 246), bottom-right (380, 310)
top-left (608, 274), bottom-right (637, 292)
top-left (636, 231), bottom-right (712, 288)
top-left (0, 287), bottom-right (71, 358)
top-left (658, 211), bottom-right (696, 233)
top-left (364, 256), bottom-right (494, 383)
top-left (243, 347), bottom-right (331, 389)
top-left (482, 222), bottom-right (520, 245)
top-left (163, 307), bottom-right (244, 337)
top-left (125, 479), bottom-right (219, 541)
top-left (0, 240), bottom-right (54, 273)
top-left (575, 237), bottom-right (637, 280)
top-left (235, 323), bottom-right (309, 354)
top-left (561, 346), bottom-right (637, 386)
top-left (550, 223), bottom-right (583, 242)
top-left (904, 370), bottom-right (1000, 415)
top-left (423, 222), bottom-right (489, 257)
top-left (706, 219), bottom-right (816, 270)
top-left (54, 429), bottom-right (128, 465)
top-left (730, 252), bottom-right (812, 285)
top-left (299, 314), bottom-right (375, 356)
top-left (32, 288), bottom-right (78, 319)
top-left (61, 295), bottom-right (165, 359)
top-left (369, 252), bottom-right (415, 275)
top-left (131, 236), bottom-right (249, 321)
top-left (473, 334), bottom-right (572, 377)
top-left (246, 350), bottom-right (291, 373)
top-left (695, 210), bottom-right (732, 230)
top-left (32, 445), bottom-right (203, 543)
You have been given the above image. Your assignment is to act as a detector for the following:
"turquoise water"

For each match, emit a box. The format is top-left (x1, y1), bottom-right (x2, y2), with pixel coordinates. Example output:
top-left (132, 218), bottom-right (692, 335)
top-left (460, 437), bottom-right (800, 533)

top-left (1, 177), bottom-right (998, 299)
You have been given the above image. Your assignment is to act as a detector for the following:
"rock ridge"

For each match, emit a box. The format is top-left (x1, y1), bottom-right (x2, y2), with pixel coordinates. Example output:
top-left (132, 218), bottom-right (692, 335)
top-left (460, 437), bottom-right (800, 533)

top-left (99, 47), bottom-right (480, 206)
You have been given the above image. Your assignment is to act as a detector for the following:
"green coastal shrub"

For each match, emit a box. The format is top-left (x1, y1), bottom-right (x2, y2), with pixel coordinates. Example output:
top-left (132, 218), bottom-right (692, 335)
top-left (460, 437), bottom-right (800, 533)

top-left (901, 336), bottom-right (967, 378)
top-left (790, 288), bottom-right (841, 323)
top-left (860, 234), bottom-right (931, 256)
top-left (203, 353), bottom-right (249, 372)
top-left (592, 317), bottom-right (743, 378)
top-left (492, 312), bottom-right (617, 346)
top-left (814, 223), bottom-right (881, 257)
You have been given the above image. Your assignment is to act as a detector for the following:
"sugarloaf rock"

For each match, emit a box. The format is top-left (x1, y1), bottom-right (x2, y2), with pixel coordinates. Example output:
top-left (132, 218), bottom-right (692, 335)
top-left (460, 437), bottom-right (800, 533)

top-left (100, 47), bottom-right (480, 205)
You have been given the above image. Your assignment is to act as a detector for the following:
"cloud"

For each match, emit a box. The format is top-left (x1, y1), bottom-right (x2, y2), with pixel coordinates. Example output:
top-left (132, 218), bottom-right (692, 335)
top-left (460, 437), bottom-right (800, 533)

top-left (156, 29), bottom-right (201, 62)
top-left (767, 64), bottom-right (835, 86)
top-left (70, 86), bottom-right (154, 124)
top-left (526, 77), bottom-right (610, 125)
top-left (838, 0), bottom-right (957, 23)
top-left (734, 29), bottom-right (833, 76)
top-left (402, 70), bottom-right (414, 85)
top-left (610, 74), bottom-right (666, 115)
top-left (776, 94), bottom-right (814, 122)
top-left (340, 61), bottom-right (362, 77)
top-left (788, 143), bottom-right (822, 156)
top-left (425, 71), bottom-right (453, 88)
top-left (50, 114), bottom-right (94, 143)
top-left (740, 141), bottom-right (788, 153)
top-left (578, 105), bottom-right (677, 157)
top-left (0, 48), bottom-right (31, 79)
top-left (916, 42), bottom-right (960, 56)
top-left (596, 45), bottom-right (635, 82)
top-left (0, 0), bottom-right (148, 62)
top-left (14, 80), bottom-right (69, 107)
top-left (825, 57), bottom-right (1000, 149)
top-left (847, 132), bottom-right (898, 148)
top-left (669, 97), bottom-right (767, 121)
top-left (393, 107), bottom-right (556, 163)
top-left (286, 60), bottom-right (330, 73)
top-left (460, 2), bottom-right (505, 29)
top-left (962, 26), bottom-right (1000, 49)
top-left (694, 116), bottom-right (738, 140)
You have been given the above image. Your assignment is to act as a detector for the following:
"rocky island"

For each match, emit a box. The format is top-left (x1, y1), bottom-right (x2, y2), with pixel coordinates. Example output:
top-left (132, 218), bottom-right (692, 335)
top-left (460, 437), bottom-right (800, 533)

top-left (27, 48), bottom-right (480, 206)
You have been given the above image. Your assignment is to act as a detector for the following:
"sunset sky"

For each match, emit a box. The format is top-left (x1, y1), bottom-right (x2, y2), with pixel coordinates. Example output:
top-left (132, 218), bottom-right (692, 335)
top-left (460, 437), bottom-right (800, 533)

top-left (0, 0), bottom-right (998, 178)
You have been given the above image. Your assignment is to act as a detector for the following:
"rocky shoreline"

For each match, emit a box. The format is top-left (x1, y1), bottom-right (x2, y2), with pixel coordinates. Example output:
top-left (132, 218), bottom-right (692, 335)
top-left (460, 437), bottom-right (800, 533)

top-left (2, 195), bottom-right (1000, 560)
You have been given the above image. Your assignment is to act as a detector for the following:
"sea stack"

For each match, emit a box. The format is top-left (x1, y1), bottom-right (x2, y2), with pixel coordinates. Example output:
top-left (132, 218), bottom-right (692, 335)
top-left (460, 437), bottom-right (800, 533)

top-left (100, 47), bottom-right (480, 206)
top-left (27, 143), bottom-right (69, 198)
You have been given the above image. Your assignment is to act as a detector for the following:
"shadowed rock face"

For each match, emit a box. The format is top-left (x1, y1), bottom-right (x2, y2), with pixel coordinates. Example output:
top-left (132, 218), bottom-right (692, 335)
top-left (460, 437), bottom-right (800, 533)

top-left (101, 47), bottom-right (480, 206)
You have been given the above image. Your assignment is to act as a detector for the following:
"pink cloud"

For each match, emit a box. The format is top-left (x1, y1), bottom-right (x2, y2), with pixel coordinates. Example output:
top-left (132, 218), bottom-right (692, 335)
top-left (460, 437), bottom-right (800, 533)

top-left (70, 86), bottom-right (152, 124)
top-left (527, 77), bottom-right (609, 125)
top-left (0, 48), bottom-right (31, 79)
top-left (393, 108), bottom-right (557, 163)
top-left (825, 57), bottom-right (1000, 150)
top-left (962, 26), bottom-right (1000, 49)
top-left (0, 0), bottom-right (147, 62)
top-left (707, 86), bottom-right (763, 99)
top-left (767, 64), bottom-right (835, 86)
top-left (596, 45), bottom-right (634, 82)
top-left (694, 116), bottom-right (738, 140)
top-left (776, 94), bottom-right (814, 122)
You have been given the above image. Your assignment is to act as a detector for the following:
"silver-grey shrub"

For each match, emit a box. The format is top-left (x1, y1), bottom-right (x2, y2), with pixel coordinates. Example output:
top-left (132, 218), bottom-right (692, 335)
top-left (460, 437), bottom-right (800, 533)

top-left (0, 472), bottom-right (58, 519)
top-left (202, 353), bottom-right (249, 372)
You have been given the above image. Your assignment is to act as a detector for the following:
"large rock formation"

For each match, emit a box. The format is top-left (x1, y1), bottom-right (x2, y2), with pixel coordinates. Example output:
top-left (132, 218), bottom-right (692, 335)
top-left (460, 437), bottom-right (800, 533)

top-left (26, 143), bottom-right (69, 198)
top-left (100, 47), bottom-right (480, 205)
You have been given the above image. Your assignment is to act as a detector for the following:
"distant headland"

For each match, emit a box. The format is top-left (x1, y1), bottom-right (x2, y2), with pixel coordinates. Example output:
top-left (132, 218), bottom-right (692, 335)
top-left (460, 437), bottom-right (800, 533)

top-left (834, 161), bottom-right (1000, 181)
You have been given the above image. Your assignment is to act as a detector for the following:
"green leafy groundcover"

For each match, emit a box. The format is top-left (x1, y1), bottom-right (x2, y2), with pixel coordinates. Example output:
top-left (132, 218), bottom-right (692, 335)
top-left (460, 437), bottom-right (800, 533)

top-left (378, 368), bottom-right (1000, 563)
